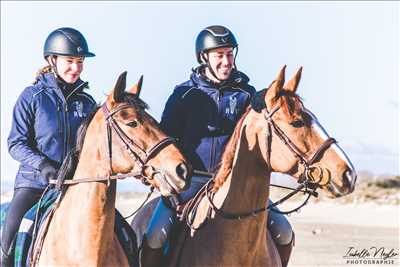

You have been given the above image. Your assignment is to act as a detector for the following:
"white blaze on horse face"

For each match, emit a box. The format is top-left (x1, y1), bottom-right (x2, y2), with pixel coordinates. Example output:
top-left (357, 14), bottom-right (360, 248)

top-left (305, 109), bottom-right (356, 172)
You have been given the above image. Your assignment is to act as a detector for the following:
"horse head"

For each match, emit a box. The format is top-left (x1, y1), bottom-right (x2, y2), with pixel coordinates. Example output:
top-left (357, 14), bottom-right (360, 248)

top-left (245, 66), bottom-right (356, 197)
top-left (99, 71), bottom-right (192, 196)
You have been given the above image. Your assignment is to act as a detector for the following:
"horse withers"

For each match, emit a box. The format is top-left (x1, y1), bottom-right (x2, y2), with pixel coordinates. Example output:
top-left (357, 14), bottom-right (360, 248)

top-left (131, 66), bottom-right (357, 267)
top-left (2, 71), bottom-right (192, 267)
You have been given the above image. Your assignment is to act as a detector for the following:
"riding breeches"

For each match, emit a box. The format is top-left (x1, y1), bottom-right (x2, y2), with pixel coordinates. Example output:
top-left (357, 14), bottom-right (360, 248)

top-left (0, 187), bottom-right (43, 255)
top-left (145, 176), bottom-right (293, 249)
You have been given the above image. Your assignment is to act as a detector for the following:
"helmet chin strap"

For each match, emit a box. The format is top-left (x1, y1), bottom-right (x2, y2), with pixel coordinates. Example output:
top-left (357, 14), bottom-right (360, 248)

top-left (47, 56), bottom-right (69, 84)
top-left (47, 56), bottom-right (59, 76)
top-left (200, 47), bottom-right (238, 84)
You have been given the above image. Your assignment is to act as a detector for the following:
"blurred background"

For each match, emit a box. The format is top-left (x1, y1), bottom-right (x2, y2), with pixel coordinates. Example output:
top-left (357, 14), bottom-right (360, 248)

top-left (1, 2), bottom-right (398, 194)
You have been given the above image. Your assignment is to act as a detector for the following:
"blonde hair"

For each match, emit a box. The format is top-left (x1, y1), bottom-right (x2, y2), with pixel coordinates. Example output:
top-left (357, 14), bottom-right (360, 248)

top-left (33, 65), bottom-right (53, 84)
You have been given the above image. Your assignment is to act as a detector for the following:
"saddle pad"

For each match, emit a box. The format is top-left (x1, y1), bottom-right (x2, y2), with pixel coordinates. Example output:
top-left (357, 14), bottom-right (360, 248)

top-left (16, 189), bottom-right (60, 267)
top-left (1, 189), bottom-right (137, 267)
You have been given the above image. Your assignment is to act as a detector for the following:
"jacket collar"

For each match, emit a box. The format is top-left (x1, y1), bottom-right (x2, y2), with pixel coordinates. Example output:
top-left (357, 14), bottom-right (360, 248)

top-left (38, 72), bottom-right (88, 100)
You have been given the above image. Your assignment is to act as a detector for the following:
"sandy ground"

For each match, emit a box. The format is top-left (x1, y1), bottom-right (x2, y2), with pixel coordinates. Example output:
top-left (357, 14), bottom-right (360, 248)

top-left (116, 194), bottom-right (399, 267)
top-left (1, 192), bottom-right (398, 267)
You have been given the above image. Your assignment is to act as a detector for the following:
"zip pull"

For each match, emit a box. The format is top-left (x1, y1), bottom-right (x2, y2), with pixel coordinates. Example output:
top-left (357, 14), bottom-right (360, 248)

top-left (65, 104), bottom-right (68, 112)
top-left (217, 91), bottom-right (221, 102)
top-left (65, 81), bottom-right (88, 101)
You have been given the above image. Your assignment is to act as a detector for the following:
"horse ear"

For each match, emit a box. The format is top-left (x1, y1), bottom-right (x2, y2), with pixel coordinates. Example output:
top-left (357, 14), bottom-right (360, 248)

top-left (265, 65), bottom-right (286, 106)
top-left (109, 71), bottom-right (127, 103)
top-left (128, 75), bottom-right (143, 97)
top-left (284, 66), bottom-right (302, 93)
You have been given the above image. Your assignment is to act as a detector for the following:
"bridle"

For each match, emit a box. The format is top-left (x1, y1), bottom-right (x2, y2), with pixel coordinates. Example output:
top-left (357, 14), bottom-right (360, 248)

top-left (262, 103), bottom-right (336, 214)
top-left (264, 105), bottom-right (336, 186)
top-left (102, 103), bottom-right (178, 184)
top-left (183, 98), bottom-right (338, 226)
top-left (50, 102), bottom-right (177, 190)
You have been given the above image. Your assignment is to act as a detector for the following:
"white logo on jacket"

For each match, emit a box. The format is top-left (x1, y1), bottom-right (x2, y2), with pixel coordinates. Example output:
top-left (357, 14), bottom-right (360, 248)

top-left (226, 96), bottom-right (238, 115)
top-left (72, 101), bottom-right (85, 118)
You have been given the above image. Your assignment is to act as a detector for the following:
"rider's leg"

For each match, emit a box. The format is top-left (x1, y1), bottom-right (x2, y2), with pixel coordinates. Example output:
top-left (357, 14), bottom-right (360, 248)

top-left (140, 176), bottom-right (209, 267)
top-left (140, 198), bottom-right (175, 267)
top-left (267, 200), bottom-right (295, 267)
top-left (1, 187), bottom-right (43, 267)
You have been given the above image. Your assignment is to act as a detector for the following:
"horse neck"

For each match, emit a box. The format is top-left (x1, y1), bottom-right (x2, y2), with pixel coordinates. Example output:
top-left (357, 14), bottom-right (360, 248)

top-left (51, 125), bottom-right (117, 264)
top-left (216, 156), bottom-right (270, 217)
top-left (213, 125), bottom-right (271, 232)
top-left (71, 142), bottom-right (117, 217)
top-left (178, 127), bottom-right (273, 265)
top-left (70, 131), bottom-right (117, 220)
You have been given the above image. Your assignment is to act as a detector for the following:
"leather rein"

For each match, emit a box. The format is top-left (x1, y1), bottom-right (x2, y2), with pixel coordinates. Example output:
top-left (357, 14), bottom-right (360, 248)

top-left (49, 103), bottom-right (176, 188)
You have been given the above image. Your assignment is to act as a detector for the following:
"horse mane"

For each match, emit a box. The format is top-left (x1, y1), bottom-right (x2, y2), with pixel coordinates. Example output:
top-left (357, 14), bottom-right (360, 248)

top-left (212, 106), bottom-right (251, 191)
top-left (56, 92), bottom-right (149, 183)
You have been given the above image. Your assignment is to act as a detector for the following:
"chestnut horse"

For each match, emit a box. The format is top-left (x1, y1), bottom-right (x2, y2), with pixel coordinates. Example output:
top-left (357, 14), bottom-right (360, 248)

top-left (131, 66), bottom-right (357, 267)
top-left (32, 72), bottom-right (191, 267)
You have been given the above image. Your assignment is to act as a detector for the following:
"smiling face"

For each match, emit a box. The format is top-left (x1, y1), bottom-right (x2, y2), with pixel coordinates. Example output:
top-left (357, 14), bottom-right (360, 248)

top-left (54, 56), bottom-right (84, 84)
top-left (204, 47), bottom-right (234, 82)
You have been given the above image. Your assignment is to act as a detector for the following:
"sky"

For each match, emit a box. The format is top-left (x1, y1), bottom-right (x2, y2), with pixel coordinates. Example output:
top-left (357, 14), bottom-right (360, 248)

top-left (1, 1), bottom-right (398, 193)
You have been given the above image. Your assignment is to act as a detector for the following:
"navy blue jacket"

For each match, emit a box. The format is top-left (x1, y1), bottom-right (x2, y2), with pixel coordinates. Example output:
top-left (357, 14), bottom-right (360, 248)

top-left (160, 67), bottom-right (256, 173)
top-left (8, 73), bottom-right (97, 189)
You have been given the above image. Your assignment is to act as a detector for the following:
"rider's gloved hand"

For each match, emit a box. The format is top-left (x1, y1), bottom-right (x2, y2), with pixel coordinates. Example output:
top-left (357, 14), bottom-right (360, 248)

top-left (39, 159), bottom-right (59, 182)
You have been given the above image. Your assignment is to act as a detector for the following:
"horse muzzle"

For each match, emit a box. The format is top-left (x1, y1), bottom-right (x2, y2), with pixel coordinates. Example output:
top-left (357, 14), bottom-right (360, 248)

top-left (150, 162), bottom-right (192, 196)
top-left (324, 167), bottom-right (357, 198)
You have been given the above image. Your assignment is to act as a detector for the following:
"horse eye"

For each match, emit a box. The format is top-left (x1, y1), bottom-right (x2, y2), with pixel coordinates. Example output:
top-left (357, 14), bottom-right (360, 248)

top-left (290, 120), bottom-right (304, 128)
top-left (126, 120), bottom-right (139, 128)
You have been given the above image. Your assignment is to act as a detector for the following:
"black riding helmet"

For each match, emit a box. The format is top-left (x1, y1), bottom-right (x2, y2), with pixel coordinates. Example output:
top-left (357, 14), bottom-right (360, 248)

top-left (195, 25), bottom-right (238, 64)
top-left (43, 27), bottom-right (95, 58)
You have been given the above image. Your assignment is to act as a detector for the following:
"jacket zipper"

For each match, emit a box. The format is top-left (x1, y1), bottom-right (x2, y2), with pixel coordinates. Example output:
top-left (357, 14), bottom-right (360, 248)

top-left (57, 103), bottom-right (63, 137)
top-left (62, 82), bottom-right (87, 159)
top-left (209, 91), bottom-right (222, 171)
top-left (63, 103), bottom-right (70, 159)
top-left (58, 83), bottom-right (83, 160)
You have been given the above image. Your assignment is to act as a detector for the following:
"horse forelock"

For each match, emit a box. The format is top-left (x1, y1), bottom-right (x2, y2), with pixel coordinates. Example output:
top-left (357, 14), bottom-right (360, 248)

top-left (279, 90), bottom-right (304, 118)
top-left (122, 92), bottom-right (149, 111)
top-left (212, 106), bottom-right (252, 191)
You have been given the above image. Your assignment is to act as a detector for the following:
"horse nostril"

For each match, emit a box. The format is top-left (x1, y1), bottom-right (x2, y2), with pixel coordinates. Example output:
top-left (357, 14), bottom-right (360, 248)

top-left (343, 169), bottom-right (357, 193)
top-left (176, 163), bottom-right (188, 180)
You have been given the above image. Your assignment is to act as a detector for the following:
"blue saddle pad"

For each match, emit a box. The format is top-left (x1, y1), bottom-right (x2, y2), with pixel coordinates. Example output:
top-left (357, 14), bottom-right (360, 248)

top-left (0, 189), bottom-right (137, 267)
top-left (0, 189), bottom-right (59, 267)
